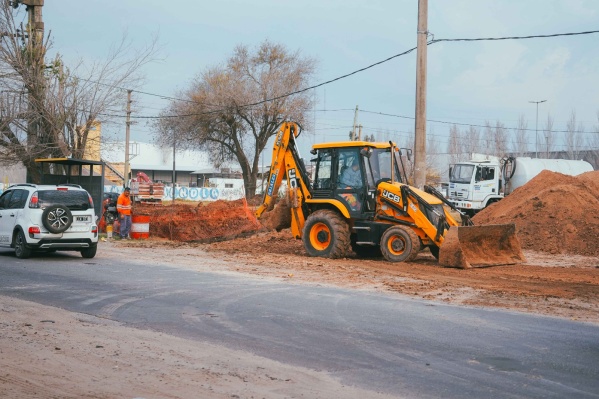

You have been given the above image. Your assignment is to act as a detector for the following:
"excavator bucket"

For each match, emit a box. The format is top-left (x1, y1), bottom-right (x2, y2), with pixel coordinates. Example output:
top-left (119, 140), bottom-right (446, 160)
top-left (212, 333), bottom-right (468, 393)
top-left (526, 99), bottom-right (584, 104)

top-left (438, 223), bottom-right (526, 269)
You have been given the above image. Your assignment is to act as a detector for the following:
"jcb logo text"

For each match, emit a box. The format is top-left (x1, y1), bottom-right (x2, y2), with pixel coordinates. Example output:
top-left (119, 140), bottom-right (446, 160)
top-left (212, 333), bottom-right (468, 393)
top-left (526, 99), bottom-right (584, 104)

top-left (382, 190), bottom-right (401, 203)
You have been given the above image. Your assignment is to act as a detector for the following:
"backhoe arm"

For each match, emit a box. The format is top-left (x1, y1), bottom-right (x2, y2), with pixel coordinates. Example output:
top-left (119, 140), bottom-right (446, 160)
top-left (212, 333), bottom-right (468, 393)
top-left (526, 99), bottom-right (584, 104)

top-left (255, 122), bottom-right (299, 218)
top-left (255, 122), bottom-right (311, 239)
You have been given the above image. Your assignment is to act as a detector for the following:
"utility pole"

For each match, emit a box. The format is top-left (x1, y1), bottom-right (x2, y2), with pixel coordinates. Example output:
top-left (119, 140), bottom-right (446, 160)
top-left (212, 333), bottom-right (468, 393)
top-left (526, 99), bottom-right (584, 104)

top-left (352, 105), bottom-right (359, 141)
top-left (124, 90), bottom-right (132, 187)
top-left (19, 1), bottom-right (44, 43)
top-left (18, 0), bottom-right (45, 182)
top-left (413, 0), bottom-right (428, 189)
top-left (358, 125), bottom-right (362, 141)
top-left (172, 134), bottom-right (176, 203)
top-left (529, 100), bottom-right (546, 159)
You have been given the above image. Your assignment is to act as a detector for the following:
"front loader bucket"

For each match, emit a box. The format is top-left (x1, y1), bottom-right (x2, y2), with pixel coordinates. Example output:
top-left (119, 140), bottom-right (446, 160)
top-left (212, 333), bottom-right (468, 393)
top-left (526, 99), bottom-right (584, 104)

top-left (438, 223), bottom-right (526, 269)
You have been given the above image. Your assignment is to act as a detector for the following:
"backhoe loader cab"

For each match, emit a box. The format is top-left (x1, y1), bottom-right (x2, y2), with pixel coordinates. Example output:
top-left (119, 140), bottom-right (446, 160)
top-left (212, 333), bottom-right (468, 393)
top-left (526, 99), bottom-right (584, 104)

top-left (309, 142), bottom-right (406, 217)
top-left (256, 122), bottom-right (525, 268)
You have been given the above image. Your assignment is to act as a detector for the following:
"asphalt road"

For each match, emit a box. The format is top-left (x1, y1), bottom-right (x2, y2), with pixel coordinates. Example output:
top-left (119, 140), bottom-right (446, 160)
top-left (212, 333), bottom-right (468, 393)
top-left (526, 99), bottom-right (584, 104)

top-left (0, 249), bottom-right (597, 399)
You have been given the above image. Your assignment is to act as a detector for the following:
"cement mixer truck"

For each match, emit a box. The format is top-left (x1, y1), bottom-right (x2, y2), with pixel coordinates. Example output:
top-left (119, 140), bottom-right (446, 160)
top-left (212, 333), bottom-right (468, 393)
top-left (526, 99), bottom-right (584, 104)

top-left (448, 155), bottom-right (593, 215)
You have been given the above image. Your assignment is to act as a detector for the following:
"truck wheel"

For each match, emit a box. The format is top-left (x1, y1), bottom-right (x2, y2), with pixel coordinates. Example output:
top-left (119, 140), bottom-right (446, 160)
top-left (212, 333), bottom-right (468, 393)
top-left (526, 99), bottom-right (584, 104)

top-left (14, 230), bottom-right (32, 259)
top-left (42, 204), bottom-right (73, 234)
top-left (380, 226), bottom-right (420, 262)
top-left (80, 244), bottom-right (97, 259)
top-left (303, 210), bottom-right (350, 259)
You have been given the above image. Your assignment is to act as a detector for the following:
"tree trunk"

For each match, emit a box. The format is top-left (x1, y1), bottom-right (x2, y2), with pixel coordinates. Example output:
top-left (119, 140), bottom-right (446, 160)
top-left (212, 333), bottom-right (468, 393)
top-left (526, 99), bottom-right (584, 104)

top-left (243, 171), bottom-right (257, 200)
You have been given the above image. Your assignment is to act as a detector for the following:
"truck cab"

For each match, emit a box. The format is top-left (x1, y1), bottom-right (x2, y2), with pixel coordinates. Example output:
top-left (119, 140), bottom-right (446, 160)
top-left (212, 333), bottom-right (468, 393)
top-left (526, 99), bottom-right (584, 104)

top-left (447, 160), bottom-right (502, 215)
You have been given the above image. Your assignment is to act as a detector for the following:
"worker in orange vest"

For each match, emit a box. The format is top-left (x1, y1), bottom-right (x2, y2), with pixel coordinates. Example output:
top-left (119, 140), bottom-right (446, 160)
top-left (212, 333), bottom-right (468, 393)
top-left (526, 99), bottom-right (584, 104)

top-left (117, 187), bottom-right (132, 239)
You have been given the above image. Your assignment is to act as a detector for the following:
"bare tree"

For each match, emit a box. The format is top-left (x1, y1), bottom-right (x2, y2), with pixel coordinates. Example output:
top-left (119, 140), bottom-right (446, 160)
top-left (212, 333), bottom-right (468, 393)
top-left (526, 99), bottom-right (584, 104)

top-left (511, 115), bottom-right (528, 156)
top-left (564, 110), bottom-right (584, 160)
top-left (482, 121), bottom-right (494, 155)
top-left (156, 41), bottom-right (316, 198)
top-left (587, 110), bottom-right (599, 169)
top-left (462, 125), bottom-right (480, 158)
top-left (491, 121), bottom-right (509, 156)
top-left (0, 2), bottom-right (157, 182)
top-left (447, 124), bottom-right (462, 165)
top-left (426, 128), bottom-right (442, 184)
top-left (542, 115), bottom-right (555, 158)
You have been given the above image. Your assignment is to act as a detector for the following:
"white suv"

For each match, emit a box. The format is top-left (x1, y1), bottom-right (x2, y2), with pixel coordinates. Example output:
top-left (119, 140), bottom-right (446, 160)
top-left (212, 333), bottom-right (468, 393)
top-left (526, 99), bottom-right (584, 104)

top-left (0, 184), bottom-right (99, 259)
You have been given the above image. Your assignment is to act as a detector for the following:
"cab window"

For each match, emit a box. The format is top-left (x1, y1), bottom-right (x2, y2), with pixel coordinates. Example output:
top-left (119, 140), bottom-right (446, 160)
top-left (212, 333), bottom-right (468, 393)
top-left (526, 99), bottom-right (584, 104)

top-left (337, 149), bottom-right (362, 189)
top-left (476, 166), bottom-right (495, 182)
top-left (312, 150), bottom-right (332, 190)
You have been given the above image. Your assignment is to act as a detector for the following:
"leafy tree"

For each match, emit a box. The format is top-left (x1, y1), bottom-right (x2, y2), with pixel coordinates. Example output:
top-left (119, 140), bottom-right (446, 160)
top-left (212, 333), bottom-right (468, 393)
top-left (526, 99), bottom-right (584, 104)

top-left (156, 41), bottom-right (316, 199)
top-left (0, 2), bottom-right (157, 182)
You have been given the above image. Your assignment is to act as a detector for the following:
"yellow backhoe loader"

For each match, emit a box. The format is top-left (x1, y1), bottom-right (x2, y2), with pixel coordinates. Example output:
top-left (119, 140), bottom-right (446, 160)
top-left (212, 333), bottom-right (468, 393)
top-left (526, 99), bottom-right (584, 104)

top-left (255, 122), bottom-right (524, 268)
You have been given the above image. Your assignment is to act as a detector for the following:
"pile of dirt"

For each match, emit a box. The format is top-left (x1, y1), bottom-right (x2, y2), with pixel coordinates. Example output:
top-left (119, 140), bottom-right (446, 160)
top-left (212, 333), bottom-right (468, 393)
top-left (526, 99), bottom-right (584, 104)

top-left (473, 170), bottom-right (599, 256)
top-left (134, 199), bottom-right (262, 242)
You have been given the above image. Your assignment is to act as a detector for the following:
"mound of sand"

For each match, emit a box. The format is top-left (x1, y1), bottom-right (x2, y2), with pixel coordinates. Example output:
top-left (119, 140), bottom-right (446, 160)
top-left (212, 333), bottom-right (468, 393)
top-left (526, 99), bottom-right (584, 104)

top-left (473, 170), bottom-right (599, 256)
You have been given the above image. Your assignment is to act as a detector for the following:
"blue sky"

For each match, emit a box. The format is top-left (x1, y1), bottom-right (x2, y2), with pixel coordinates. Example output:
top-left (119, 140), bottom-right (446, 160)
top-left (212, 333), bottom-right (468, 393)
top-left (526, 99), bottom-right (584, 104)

top-left (40, 0), bottom-right (599, 157)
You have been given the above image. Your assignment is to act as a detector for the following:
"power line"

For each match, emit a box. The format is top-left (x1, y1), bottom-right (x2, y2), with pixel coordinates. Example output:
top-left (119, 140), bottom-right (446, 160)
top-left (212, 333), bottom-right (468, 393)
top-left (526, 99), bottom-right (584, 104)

top-left (429, 30), bottom-right (599, 43)
top-left (91, 29), bottom-right (599, 121)
top-left (358, 109), bottom-right (597, 135)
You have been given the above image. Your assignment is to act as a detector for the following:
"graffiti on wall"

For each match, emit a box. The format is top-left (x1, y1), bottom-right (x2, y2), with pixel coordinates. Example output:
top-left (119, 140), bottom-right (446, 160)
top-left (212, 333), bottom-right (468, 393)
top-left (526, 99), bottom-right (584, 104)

top-left (0, 184), bottom-right (245, 201)
top-left (103, 185), bottom-right (245, 201)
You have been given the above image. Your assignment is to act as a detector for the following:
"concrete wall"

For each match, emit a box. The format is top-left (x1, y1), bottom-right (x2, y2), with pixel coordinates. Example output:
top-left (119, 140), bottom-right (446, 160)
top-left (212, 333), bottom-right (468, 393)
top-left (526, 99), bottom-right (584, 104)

top-left (0, 163), bottom-right (27, 186)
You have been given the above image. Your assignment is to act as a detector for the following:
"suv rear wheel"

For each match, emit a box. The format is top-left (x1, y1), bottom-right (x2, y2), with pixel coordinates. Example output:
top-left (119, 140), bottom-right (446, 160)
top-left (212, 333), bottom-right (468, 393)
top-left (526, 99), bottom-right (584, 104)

top-left (14, 230), bottom-right (32, 259)
top-left (80, 244), bottom-right (97, 259)
top-left (42, 204), bottom-right (73, 233)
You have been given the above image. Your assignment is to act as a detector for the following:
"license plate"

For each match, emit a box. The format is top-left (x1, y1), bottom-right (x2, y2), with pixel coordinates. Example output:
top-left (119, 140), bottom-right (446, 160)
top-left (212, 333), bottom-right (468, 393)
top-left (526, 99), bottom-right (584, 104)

top-left (76, 216), bottom-right (90, 222)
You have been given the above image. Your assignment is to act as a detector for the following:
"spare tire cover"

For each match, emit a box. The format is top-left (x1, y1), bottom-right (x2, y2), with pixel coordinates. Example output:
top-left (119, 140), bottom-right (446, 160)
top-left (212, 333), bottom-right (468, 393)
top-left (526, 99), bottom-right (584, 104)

top-left (42, 204), bottom-right (73, 233)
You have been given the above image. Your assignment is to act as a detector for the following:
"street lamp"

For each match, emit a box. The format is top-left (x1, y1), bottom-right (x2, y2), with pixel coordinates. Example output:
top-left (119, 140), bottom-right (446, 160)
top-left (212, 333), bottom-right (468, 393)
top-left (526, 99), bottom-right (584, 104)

top-left (529, 100), bottom-right (546, 158)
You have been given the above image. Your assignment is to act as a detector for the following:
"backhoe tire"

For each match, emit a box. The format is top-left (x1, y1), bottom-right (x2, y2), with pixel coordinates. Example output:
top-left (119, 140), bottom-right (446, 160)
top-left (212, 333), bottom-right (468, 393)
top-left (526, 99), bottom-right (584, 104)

top-left (303, 210), bottom-right (350, 259)
top-left (380, 226), bottom-right (420, 263)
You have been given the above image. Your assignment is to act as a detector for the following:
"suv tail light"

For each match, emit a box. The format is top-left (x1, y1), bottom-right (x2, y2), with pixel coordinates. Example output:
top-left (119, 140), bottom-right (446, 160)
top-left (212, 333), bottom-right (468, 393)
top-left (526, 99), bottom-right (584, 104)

top-left (29, 191), bottom-right (40, 208)
top-left (57, 187), bottom-right (68, 191)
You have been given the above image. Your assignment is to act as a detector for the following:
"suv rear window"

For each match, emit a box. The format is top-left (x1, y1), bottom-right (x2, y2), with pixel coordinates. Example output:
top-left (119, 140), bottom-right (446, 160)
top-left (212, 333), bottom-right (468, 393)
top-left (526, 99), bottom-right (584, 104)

top-left (38, 190), bottom-right (90, 211)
